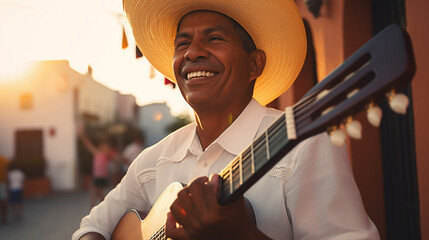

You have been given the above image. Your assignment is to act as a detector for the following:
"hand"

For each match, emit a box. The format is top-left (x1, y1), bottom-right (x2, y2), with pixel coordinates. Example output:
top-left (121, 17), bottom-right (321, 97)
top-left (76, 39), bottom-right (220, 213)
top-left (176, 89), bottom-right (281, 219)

top-left (165, 174), bottom-right (258, 240)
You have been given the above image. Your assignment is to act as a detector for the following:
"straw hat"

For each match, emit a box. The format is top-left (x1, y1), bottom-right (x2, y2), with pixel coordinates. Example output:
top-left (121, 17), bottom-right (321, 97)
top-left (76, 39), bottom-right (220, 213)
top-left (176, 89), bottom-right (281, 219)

top-left (123, 0), bottom-right (307, 106)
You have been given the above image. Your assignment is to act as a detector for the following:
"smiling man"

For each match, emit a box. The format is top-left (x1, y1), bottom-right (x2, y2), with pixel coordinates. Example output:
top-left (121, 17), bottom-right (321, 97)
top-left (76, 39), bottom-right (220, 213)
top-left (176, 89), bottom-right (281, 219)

top-left (73, 1), bottom-right (380, 240)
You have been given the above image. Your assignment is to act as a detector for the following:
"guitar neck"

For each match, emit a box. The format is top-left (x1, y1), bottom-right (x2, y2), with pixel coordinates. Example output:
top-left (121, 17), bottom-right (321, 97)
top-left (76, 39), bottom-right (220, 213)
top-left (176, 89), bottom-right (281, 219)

top-left (218, 113), bottom-right (301, 205)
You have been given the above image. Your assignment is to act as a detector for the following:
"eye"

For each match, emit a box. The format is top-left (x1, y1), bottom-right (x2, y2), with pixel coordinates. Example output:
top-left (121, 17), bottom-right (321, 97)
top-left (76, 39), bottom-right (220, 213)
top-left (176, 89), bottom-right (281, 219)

top-left (175, 41), bottom-right (190, 49)
top-left (209, 36), bottom-right (224, 42)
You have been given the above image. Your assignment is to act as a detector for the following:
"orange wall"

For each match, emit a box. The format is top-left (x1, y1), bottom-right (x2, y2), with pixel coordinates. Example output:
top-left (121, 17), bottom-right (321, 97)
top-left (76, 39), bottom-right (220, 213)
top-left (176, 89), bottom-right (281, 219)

top-left (293, 0), bottom-right (386, 238)
top-left (276, 1), bottom-right (428, 238)
top-left (406, 0), bottom-right (429, 239)
top-left (342, 1), bottom-right (386, 239)
top-left (295, 0), bottom-right (345, 80)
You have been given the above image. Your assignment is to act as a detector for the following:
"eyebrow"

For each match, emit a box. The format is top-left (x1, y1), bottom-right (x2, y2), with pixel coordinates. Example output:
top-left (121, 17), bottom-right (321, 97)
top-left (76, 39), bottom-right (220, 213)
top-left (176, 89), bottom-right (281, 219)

top-left (175, 26), bottom-right (229, 42)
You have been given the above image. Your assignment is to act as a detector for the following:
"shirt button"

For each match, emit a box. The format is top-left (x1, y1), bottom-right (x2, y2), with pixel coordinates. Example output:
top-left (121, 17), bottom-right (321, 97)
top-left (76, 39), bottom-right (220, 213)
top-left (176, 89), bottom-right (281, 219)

top-left (203, 162), bottom-right (207, 167)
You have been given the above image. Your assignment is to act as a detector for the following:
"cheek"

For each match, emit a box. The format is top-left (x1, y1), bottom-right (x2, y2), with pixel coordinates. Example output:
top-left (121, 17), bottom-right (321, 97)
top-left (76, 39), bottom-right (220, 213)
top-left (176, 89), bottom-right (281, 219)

top-left (172, 55), bottom-right (182, 76)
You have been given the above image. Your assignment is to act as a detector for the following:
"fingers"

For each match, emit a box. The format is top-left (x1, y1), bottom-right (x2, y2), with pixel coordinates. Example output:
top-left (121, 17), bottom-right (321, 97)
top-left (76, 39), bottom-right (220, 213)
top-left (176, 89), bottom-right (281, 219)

top-left (187, 176), bottom-right (209, 210)
top-left (169, 175), bottom-right (222, 239)
top-left (170, 177), bottom-right (208, 229)
top-left (165, 212), bottom-right (190, 240)
top-left (205, 174), bottom-right (220, 206)
top-left (170, 193), bottom-right (192, 228)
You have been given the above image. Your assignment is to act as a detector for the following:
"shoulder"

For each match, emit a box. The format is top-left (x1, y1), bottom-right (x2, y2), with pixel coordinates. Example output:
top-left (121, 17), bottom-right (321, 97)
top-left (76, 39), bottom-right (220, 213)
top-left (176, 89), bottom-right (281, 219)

top-left (133, 123), bottom-right (196, 169)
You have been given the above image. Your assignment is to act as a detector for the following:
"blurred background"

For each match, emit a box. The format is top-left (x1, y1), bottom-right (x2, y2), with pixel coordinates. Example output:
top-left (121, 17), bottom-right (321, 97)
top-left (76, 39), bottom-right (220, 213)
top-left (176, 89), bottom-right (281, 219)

top-left (1, 0), bottom-right (429, 240)
top-left (0, 0), bottom-right (193, 239)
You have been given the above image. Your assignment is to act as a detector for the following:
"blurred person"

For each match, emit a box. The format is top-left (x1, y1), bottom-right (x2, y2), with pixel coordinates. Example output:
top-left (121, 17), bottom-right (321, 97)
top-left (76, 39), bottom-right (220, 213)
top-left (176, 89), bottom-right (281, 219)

top-left (0, 155), bottom-right (8, 224)
top-left (77, 125), bottom-right (116, 207)
top-left (121, 134), bottom-right (144, 174)
top-left (7, 161), bottom-right (25, 221)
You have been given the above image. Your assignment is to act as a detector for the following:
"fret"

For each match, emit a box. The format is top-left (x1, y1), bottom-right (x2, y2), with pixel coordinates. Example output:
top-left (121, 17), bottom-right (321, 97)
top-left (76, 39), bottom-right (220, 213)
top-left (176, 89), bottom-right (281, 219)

top-left (229, 163), bottom-right (233, 194)
top-left (250, 143), bottom-right (255, 174)
top-left (231, 159), bottom-right (241, 191)
top-left (241, 148), bottom-right (253, 183)
top-left (239, 154), bottom-right (243, 185)
top-left (220, 169), bottom-right (230, 196)
top-left (253, 134), bottom-right (267, 172)
top-left (285, 106), bottom-right (297, 140)
top-left (265, 131), bottom-right (270, 159)
top-left (268, 115), bottom-right (288, 156)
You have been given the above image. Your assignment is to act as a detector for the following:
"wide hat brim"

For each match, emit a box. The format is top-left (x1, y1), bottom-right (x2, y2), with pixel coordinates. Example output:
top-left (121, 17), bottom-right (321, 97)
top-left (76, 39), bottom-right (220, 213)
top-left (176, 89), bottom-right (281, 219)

top-left (124, 0), bottom-right (307, 106)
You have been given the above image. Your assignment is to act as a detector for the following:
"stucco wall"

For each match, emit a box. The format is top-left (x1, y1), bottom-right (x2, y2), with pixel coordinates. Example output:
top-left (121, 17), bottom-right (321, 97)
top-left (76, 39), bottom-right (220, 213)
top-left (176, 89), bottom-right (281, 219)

top-left (293, 0), bottom-right (386, 237)
top-left (406, 0), bottom-right (429, 238)
top-left (0, 61), bottom-right (77, 191)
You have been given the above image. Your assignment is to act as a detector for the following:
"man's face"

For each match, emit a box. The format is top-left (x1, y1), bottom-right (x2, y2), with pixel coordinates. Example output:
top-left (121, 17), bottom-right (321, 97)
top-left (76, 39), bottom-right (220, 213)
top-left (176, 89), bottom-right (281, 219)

top-left (173, 11), bottom-right (254, 110)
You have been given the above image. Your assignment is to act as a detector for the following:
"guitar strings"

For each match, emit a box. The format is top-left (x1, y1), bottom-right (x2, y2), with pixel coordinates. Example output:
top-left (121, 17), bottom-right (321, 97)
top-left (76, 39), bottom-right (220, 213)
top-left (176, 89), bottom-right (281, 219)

top-left (219, 113), bottom-right (290, 197)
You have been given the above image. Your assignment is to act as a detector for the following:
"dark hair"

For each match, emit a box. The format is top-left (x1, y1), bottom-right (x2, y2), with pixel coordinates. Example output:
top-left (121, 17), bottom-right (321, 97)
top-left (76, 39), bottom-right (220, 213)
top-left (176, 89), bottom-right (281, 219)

top-left (177, 10), bottom-right (257, 53)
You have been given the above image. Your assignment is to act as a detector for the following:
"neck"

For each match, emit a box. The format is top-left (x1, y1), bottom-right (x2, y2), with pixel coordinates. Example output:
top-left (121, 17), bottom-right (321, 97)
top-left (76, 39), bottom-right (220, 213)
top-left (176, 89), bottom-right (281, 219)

top-left (193, 98), bottom-right (251, 150)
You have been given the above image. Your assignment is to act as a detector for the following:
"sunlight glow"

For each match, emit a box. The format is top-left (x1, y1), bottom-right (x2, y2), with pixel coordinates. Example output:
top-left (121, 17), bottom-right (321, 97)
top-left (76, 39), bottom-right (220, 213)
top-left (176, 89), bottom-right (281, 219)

top-left (0, 59), bottom-right (35, 82)
top-left (0, 0), bottom-right (193, 116)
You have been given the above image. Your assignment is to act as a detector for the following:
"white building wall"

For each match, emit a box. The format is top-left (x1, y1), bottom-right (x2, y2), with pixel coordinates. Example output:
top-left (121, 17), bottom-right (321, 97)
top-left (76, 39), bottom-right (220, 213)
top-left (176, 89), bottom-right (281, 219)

top-left (77, 71), bottom-right (118, 124)
top-left (0, 61), bottom-right (131, 191)
top-left (138, 103), bottom-right (175, 147)
top-left (117, 94), bottom-right (137, 123)
top-left (0, 61), bottom-right (77, 190)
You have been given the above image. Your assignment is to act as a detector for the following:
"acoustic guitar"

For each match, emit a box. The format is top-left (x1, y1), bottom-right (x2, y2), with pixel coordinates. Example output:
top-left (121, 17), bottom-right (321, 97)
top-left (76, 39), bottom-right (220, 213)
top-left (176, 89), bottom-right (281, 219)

top-left (112, 24), bottom-right (415, 240)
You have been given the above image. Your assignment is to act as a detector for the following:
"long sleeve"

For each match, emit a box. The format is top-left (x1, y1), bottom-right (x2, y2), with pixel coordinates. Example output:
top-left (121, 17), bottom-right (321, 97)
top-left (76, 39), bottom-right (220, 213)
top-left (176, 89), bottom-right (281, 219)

top-left (72, 161), bottom-right (151, 240)
top-left (284, 133), bottom-right (380, 240)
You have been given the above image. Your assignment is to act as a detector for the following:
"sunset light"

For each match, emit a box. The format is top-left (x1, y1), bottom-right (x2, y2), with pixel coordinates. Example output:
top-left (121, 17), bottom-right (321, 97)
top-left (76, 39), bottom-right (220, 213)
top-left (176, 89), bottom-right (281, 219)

top-left (0, 0), bottom-right (192, 116)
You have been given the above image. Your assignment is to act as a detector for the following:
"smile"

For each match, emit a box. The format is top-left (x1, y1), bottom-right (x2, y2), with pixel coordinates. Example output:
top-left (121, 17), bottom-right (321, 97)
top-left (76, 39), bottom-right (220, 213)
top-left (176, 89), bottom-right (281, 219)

top-left (186, 71), bottom-right (216, 80)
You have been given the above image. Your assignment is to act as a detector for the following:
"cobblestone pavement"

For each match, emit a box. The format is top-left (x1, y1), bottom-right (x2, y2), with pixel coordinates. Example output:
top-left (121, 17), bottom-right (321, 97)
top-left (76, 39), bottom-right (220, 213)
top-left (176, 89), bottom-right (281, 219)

top-left (0, 190), bottom-right (91, 240)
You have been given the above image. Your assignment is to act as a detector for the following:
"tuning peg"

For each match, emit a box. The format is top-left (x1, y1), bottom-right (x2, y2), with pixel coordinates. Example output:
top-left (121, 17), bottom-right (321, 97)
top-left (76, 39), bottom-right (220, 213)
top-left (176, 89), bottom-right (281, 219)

top-left (367, 103), bottom-right (383, 127)
top-left (347, 88), bottom-right (359, 99)
top-left (329, 127), bottom-right (346, 147)
top-left (345, 117), bottom-right (362, 139)
top-left (388, 92), bottom-right (409, 114)
top-left (316, 89), bottom-right (330, 101)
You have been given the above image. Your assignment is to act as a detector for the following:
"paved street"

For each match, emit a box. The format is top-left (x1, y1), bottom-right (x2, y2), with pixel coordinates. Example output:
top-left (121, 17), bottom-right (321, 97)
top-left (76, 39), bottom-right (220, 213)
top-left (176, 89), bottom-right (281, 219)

top-left (0, 190), bottom-right (91, 240)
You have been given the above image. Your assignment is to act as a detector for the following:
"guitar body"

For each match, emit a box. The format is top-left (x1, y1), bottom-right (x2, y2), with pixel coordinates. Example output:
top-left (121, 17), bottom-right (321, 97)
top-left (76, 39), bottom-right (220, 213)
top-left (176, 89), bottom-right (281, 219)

top-left (112, 182), bottom-right (183, 240)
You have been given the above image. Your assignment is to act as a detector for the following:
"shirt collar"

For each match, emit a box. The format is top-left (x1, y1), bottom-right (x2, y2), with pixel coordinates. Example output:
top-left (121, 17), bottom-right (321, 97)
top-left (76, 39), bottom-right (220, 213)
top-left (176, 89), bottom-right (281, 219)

top-left (216, 98), bottom-right (267, 155)
top-left (165, 99), bottom-right (267, 161)
top-left (161, 123), bottom-right (198, 162)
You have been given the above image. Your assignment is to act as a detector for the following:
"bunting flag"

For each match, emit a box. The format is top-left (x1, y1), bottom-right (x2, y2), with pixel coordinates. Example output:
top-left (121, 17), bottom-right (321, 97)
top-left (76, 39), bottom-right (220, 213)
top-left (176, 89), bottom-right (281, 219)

top-left (136, 46), bottom-right (143, 58)
top-left (149, 65), bottom-right (156, 79)
top-left (122, 27), bottom-right (128, 49)
top-left (164, 77), bottom-right (176, 88)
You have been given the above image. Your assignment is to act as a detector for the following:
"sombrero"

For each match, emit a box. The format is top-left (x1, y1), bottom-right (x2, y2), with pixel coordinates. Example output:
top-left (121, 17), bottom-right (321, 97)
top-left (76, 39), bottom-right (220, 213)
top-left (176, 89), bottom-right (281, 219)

top-left (123, 0), bottom-right (307, 106)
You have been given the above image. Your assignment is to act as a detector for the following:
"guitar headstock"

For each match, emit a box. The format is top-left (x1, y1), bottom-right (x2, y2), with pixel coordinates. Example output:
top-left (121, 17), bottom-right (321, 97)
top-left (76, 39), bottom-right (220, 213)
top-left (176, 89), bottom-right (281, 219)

top-left (290, 24), bottom-right (415, 146)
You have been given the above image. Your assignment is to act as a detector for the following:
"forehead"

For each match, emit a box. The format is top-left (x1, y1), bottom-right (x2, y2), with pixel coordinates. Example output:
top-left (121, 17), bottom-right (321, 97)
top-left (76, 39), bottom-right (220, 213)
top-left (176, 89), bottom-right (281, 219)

top-left (177, 11), bottom-right (236, 32)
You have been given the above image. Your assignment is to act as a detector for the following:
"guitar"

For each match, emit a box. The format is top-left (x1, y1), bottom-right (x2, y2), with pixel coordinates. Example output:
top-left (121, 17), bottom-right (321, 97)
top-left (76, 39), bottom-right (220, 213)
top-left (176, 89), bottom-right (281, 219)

top-left (112, 24), bottom-right (415, 240)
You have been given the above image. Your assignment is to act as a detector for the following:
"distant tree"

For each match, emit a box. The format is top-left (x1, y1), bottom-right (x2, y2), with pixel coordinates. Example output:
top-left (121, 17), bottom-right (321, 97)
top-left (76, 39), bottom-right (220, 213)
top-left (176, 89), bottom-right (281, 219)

top-left (165, 114), bottom-right (193, 134)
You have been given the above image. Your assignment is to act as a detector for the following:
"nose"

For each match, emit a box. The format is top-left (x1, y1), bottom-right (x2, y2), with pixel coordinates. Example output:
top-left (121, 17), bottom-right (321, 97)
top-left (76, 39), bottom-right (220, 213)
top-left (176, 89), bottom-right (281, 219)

top-left (184, 40), bottom-right (209, 61)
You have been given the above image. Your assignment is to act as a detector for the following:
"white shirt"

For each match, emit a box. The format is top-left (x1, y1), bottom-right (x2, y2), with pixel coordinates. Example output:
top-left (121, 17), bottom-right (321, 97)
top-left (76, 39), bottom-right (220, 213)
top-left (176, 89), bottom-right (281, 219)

top-left (73, 99), bottom-right (379, 240)
top-left (8, 169), bottom-right (25, 191)
top-left (122, 142), bottom-right (144, 165)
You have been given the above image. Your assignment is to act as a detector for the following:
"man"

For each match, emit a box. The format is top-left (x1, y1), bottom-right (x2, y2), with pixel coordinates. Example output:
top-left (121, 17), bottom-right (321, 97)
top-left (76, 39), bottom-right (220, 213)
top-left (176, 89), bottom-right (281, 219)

top-left (73, 0), bottom-right (380, 239)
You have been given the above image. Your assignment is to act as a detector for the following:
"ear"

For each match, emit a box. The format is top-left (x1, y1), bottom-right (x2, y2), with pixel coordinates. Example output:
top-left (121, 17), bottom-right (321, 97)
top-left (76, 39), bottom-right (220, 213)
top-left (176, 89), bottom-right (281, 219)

top-left (249, 49), bottom-right (266, 82)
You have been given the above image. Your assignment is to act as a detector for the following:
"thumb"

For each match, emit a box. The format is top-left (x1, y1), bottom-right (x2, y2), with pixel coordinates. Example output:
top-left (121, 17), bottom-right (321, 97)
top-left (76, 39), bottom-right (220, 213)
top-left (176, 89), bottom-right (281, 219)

top-left (205, 174), bottom-right (221, 204)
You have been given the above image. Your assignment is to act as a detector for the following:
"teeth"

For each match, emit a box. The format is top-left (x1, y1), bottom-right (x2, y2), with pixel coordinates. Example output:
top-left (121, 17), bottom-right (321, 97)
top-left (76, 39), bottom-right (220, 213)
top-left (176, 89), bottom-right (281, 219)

top-left (187, 71), bottom-right (215, 80)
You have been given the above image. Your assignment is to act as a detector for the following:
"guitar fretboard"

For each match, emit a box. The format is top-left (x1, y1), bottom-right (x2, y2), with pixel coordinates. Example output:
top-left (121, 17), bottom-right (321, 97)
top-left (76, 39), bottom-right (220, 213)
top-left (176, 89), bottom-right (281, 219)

top-left (218, 112), bottom-right (298, 205)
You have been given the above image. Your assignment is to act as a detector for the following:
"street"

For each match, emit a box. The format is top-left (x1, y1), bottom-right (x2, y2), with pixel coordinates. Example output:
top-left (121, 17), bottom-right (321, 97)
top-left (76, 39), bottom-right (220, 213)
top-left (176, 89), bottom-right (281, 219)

top-left (0, 190), bottom-right (91, 240)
